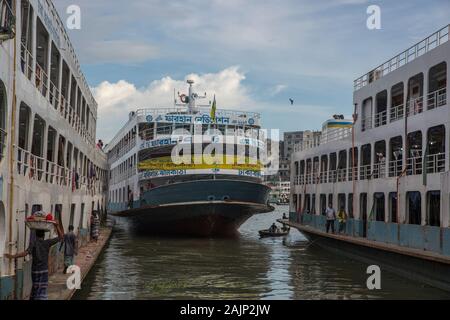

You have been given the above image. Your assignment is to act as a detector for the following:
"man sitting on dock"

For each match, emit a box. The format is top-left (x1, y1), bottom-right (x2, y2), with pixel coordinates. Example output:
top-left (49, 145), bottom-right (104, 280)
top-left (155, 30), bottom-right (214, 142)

top-left (325, 204), bottom-right (336, 234)
top-left (5, 223), bottom-right (64, 300)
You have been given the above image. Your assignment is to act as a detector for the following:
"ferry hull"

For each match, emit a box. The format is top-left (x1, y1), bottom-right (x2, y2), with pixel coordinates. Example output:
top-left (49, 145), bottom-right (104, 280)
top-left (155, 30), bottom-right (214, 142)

top-left (110, 179), bottom-right (273, 236)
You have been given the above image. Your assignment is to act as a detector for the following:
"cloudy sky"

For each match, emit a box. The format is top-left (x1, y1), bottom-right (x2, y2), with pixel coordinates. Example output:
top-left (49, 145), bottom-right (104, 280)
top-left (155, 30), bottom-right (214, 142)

top-left (54, 0), bottom-right (450, 142)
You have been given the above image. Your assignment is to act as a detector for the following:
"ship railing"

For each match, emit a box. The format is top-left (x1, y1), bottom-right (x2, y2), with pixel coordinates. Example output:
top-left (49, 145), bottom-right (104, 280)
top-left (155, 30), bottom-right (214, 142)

top-left (28, 154), bottom-right (45, 182)
top-left (328, 170), bottom-right (337, 183)
top-left (49, 80), bottom-right (60, 110)
top-left (372, 162), bottom-right (386, 179)
top-left (354, 25), bottom-right (450, 91)
top-left (298, 175), bottom-right (305, 185)
top-left (406, 96), bottom-right (424, 117)
top-left (0, 0), bottom-right (15, 40)
top-left (374, 110), bottom-right (387, 127)
top-left (426, 153), bottom-right (445, 174)
top-left (348, 166), bottom-right (358, 181)
top-left (359, 164), bottom-right (371, 180)
top-left (319, 171), bottom-right (328, 183)
top-left (390, 104), bottom-right (404, 122)
top-left (388, 159), bottom-right (403, 177)
top-left (136, 107), bottom-right (261, 120)
top-left (305, 173), bottom-right (312, 184)
top-left (320, 128), bottom-right (351, 145)
top-left (427, 88), bottom-right (447, 110)
top-left (16, 147), bottom-right (29, 176)
top-left (337, 168), bottom-right (347, 182)
top-left (0, 128), bottom-right (6, 161)
top-left (361, 116), bottom-right (372, 131)
top-left (406, 156), bottom-right (422, 175)
top-left (35, 63), bottom-right (48, 98)
top-left (20, 43), bottom-right (33, 80)
top-left (45, 160), bottom-right (56, 184)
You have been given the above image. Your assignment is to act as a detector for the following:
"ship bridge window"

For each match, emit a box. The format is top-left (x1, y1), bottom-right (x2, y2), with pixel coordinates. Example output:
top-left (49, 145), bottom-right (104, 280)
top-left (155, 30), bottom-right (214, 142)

top-left (389, 136), bottom-right (403, 177)
top-left (375, 90), bottom-right (388, 127)
top-left (360, 144), bottom-right (371, 180)
top-left (320, 194), bottom-right (326, 215)
top-left (0, 81), bottom-right (6, 161)
top-left (407, 73), bottom-right (424, 116)
top-left (156, 123), bottom-right (173, 136)
top-left (390, 82), bottom-right (404, 122)
top-left (426, 191), bottom-right (440, 227)
top-left (389, 192), bottom-right (398, 223)
top-left (428, 62), bottom-right (447, 110)
top-left (348, 147), bottom-right (358, 181)
top-left (407, 131), bottom-right (422, 175)
top-left (49, 42), bottom-right (61, 109)
top-left (31, 115), bottom-right (45, 158)
top-left (373, 193), bottom-right (385, 222)
top-left (407, 191), bottom-right (421, 225)
top-left (426, 125), bottom-right (445, 173)
top-left (374, 140), bottom-right (386, 179)
top-left (36, 18), bottom-right (49, 97)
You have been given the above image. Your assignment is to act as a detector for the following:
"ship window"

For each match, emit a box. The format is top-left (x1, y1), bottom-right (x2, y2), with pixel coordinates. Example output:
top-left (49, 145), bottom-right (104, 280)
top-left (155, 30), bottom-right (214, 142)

top-left (0, 81), bottom-right (6, 161)
top-left (311, 194), bottom-right (316, 215)
top-left (31, 114), bottom-right (46, 157)
top-left (299, 160), bottom-right (305, 175)
top-left (407, 191), bottom-right (421, 225)
top-left (31, 204), bottom-right (42, 214)
top-left (426, 191), bottom-right (440, 227)
top-left (375, 90), bottom-right (387, 127)
top-left (328, 194), bottom-right (333, 209)
top-left (18, 103), bottom-right (31, 150)
top-left (348, 194), bottom-right (353, 219)
top-left (156, 123), bottom-right (173, 136)
top-left (407, 73), bottom-right (424, 102)
top-left (304, 194), bottom-right (310, 213)
top-left (297, 195), bottom-right (301, 212)
top-left (292, 194), bottom-right (297, 211)
top-left (361, 97), bottom-right (373, 131)
top-left (427, 125), bottom-right (445, 173)
top-left (428, 62), bottom-right (447, 110)
top-left (389, 192), bottom-right (398, 223)
top-left (373, 193), bottom-right (385, 222)
top-left (0, 201), bottom-right (5, 256)
top-left (66, 142), bottom-right (73, 169)
top-left (55, 204), bottom-right (63, 224)
top-left (49, 42), bottom-right (61, 109)
top-left (36, 18), bottom-right (49, 97)
top-left (338, 194), bottom-right (346, 213)
top-left (58, 135), bottom-right (66, 167)
top-left (407, 131), bottom-right (422, 175)
top-left (46, 126), bottom-right (56, 162)
top-left (79, 203), bottom-right (85, 229)
top-left (389, 136), bottom-right (403, 177)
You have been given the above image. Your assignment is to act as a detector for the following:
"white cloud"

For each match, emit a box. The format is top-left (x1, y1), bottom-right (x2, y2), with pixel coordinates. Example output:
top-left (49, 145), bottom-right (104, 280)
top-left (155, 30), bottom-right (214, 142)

top-left (94, 67), bottom-right (255, 141)
top-left (270, 84), bottom-right (287, 96)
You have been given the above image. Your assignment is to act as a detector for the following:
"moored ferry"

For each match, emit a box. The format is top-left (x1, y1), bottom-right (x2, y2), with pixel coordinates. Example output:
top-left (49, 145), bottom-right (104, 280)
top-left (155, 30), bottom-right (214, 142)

top-left (106, 80), bottom-right (273, 236)
top-left (0, 0), bottom-right (108, 299)
top-left (288, 25), bottom-right (450, 291)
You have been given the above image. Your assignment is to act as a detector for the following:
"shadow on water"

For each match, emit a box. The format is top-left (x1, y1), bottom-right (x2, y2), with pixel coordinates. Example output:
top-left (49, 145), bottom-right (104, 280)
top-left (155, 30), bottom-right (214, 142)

top-left (74, 206), bottom-right (450, 300)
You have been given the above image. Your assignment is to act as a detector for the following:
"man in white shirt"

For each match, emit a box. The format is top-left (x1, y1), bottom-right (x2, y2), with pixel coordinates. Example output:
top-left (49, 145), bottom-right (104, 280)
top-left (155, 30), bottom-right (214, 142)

top-left (326, 204), bottom-right (336, 234)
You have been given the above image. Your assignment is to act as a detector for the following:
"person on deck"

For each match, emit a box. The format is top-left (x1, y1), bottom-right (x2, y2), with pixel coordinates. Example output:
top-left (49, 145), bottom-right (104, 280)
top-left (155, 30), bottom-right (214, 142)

top-left (4, 223), bottom-right (64, 300)
top-left (60, 225), bottom-right (78, 274)
top-left (337, 206), bottom-right (347, 234)
top-left (325, 204), bottom-right (336, 234)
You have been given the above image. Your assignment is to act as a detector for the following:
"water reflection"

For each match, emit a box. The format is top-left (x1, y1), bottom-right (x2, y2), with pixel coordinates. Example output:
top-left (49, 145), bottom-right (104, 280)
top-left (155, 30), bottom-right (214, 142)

top-left (75, 206), bottom-right (450, 300)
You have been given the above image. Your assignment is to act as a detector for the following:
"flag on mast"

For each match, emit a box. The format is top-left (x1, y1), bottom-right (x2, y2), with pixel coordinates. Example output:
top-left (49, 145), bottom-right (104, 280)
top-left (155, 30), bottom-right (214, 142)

top-left (210, 95), bottom-right (217, 122)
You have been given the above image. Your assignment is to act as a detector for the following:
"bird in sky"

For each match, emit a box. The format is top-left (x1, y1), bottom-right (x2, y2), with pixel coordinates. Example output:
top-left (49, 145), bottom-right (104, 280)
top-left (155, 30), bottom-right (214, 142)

top-left (289, 98), bottom-right (294, 105)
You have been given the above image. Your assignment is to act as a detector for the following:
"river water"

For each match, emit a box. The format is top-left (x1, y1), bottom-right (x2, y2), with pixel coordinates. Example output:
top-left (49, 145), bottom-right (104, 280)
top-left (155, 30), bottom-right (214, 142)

top-left (75, 206), bottom-right (450, 300)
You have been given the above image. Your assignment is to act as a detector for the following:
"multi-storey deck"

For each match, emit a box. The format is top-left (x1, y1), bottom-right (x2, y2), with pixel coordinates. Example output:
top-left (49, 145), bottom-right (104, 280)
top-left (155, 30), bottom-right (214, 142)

top-left (289, 25), bottom-right (450, 289)
top-left (0, 0), bottom-right (108, 299)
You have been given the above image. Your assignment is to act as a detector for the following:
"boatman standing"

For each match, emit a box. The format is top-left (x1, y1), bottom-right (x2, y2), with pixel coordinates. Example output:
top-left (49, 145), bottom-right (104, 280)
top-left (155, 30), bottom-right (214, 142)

top-left (5, 222), bottom-right (64, 300)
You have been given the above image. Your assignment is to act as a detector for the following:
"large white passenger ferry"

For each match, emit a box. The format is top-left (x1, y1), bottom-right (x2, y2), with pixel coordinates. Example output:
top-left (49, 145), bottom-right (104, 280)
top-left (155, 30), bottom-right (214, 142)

top-left (105, 80), bottom-right (273, 236)
top-left (0, 0), bottom-right (108, 299)
top-left (288, 25), bottom-right (450, 290)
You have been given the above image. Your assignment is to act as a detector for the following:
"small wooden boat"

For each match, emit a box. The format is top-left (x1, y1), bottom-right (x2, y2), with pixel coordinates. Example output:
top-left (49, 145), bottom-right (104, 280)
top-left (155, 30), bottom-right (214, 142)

top-left (259, 228), bottom-right (290, 238)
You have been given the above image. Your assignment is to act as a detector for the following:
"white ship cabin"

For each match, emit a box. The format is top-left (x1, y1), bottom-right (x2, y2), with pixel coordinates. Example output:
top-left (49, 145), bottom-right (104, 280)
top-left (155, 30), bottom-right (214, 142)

top-left (291, 24), bottom-right (450, 232)
top-left (105, 104), bottom-right (265, 212)
top-left (0, 0), bottom-right (108, 279)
